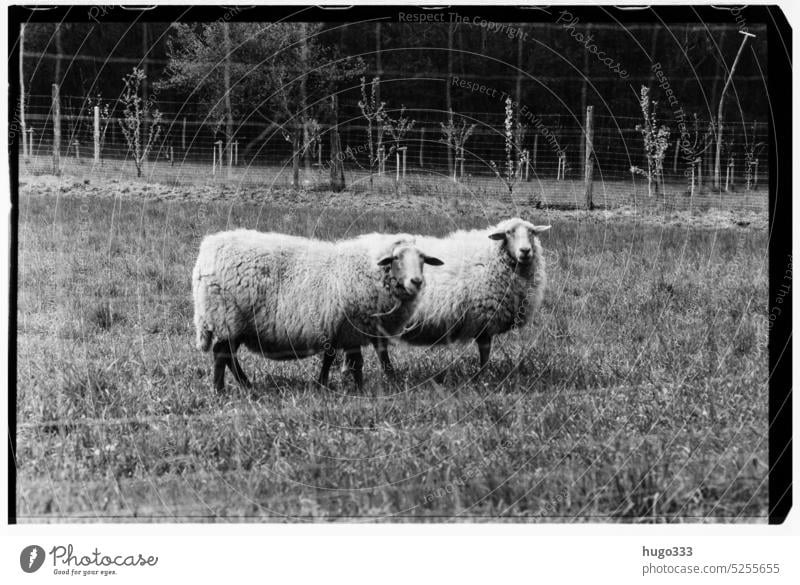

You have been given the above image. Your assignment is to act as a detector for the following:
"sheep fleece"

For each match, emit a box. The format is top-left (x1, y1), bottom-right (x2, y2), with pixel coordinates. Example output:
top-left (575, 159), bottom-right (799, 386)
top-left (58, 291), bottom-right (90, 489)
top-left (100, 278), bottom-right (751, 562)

top-left (193, 229), bottom-right (419, 358)
top-left (403, 226), bottom-right (546, 343)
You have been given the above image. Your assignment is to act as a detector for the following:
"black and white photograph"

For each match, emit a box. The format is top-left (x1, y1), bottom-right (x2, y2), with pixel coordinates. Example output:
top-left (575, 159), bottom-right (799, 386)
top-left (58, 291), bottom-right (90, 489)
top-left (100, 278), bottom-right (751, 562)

top-left (7, 2), bottom-right (791, 532)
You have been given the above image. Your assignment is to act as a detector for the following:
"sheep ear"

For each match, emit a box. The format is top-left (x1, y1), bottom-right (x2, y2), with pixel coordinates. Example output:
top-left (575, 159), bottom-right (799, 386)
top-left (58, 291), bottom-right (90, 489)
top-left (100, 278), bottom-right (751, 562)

top-left (423, 255), bottom-right (444, 266)
top-left (377, 256), bottom-right (394, 266)
top-left (530, 225), bottom-right (551, 235)
top-left (488, 231), bottom-right (506, 241)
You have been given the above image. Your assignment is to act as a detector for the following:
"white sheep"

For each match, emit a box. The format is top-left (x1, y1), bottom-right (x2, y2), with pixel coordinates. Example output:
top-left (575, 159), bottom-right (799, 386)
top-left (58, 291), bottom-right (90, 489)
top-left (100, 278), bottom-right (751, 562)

top-left (372, 217), bottom-right (550, 374)
top-left (192, 229), bottom-right (443, 390)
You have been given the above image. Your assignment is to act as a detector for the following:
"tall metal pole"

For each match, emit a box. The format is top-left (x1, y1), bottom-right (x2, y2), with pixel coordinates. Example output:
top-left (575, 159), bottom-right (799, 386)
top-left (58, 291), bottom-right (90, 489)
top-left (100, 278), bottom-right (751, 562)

top-left (714, 31), bottom-right (755, 189)
top-left (20, 23), bottom-right (28, 161)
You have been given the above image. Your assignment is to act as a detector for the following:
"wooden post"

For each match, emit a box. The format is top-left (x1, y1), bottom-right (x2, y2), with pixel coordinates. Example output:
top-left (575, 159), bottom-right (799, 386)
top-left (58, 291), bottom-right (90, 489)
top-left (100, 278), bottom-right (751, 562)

top-left (227, 137), bottom-right (233, 176)
top-left (523, 150), bottom-right (529, 181)
top-left (213, 140), bottom-right (223, 175)
top-left (419, 127), bottom-right (425, 168)
top-left (400, 146), bottom-right (407, 179)
top-left (182, 117), bottom-right (187, 152)
top-left (584, 105), bottom-right (594, 210)
top-left (27, 128), bottom-right (34, 158)
top-left (673, 137), bottom-right (680, 173)
top-left (235, 141), bottom-right (240, 166)
top-left (532, 134), bottom-right (538, 171)
top-left (72, 140), bottom-right (80, 161)
top-left (697, 158), bottom-right (703, 189)
top-left (395, 150), bottom-right (400, 182)
top-left (51, 83), bottom-right (61, 175)
top-left (93, 105), bottom-right (100, 164)
top-left (20, 23), bottom-right (28, 161)
top-left (169, 145), bottom-right (174, 166)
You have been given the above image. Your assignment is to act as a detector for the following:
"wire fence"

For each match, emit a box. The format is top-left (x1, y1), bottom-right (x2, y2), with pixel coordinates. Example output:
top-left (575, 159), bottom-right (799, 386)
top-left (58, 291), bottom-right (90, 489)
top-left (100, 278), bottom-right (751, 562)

top-left (18, 92), bottom-right (769, 210)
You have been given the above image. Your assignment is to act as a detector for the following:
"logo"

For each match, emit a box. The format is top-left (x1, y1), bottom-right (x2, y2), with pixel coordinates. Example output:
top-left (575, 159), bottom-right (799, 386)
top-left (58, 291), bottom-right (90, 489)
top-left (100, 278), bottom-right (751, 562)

top-left (20, 545), bottom-right (46, 573)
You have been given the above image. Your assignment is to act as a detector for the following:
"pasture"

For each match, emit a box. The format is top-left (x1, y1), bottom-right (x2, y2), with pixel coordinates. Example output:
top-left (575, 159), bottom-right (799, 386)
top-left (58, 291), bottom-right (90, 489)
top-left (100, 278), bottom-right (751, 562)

top-left (15, 175), bottom-right (769, 521)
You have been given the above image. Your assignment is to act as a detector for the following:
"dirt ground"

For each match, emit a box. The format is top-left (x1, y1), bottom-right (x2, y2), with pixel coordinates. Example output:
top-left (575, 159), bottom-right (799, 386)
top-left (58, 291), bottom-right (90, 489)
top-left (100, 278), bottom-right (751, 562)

top-left (19, 173), bottom-right (768, 232)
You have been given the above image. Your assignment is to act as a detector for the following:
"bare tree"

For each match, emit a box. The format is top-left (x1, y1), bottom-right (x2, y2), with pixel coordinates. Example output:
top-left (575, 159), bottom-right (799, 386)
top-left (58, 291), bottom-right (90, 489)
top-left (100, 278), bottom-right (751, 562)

top-left (118, 67), bottom-right (162, 178)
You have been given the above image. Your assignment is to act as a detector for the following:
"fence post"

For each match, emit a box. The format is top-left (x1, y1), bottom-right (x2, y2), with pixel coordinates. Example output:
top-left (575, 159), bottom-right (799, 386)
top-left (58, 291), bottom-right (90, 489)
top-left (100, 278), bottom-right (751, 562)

top-left (227, 137), bottom-right (233, 177)
top-left (419, 127), bottom-right (425, 168)
top-left (27, 128), bottom-right (34, 158)
top-left (673, 137), bottom-right (680, 173)
top-left (182, 117), bottom-right (187, 152)
top-left (72, 140), bottom-right (80, 161)
top-left (93, 105), bottom-right (100, 165)
top-left (51, 83), bottom-right (61, 175)
top-left (532, 134), bottom-right (538, 171)
top-left (584, 105), bottom-right (594, 210)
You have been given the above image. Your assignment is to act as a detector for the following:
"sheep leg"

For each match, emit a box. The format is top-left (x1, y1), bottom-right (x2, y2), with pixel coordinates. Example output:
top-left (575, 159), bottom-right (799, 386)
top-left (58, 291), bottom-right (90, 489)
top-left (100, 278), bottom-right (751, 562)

top-left (213, 340), bottom-right (250, 390)
top-left (319, 350), bottom-right (336, 387)
top-left (343, 348), bottom-right (364, 390)
top-left (476, 334), bottom-right (492, 371)
top-left (212, 340), bottom-right (232, 391)
top-left (374, 339), bottom-right (396, 378)
top-left (229, 356), bottom-right (252, 389)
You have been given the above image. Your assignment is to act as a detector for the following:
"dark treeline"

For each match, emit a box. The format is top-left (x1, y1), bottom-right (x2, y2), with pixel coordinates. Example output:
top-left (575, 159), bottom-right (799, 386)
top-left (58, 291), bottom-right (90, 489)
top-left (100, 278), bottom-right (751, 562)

top-left (21, 21), bottom-right (767, 123)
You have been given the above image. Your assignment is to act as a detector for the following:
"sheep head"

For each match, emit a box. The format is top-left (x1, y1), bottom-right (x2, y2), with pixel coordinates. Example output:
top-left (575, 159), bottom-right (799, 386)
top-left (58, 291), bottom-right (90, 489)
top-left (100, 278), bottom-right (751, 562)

top-left (377, 240), bottom-right (444, 299)
top-left (489, 218), bottom-right (551, 265)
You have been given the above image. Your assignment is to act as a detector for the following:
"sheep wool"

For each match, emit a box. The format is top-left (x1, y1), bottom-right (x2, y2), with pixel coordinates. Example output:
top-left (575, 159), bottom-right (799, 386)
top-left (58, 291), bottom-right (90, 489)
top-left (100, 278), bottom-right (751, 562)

top-left (401, 218), bottom-right (549, 366)
top-left (192, 229), bottom-right (431, 389)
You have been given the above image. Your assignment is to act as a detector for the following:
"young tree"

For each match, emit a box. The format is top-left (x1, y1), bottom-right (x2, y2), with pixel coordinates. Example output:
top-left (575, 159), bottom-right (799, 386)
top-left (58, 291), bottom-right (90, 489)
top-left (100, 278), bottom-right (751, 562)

top-left (440, 109), bottom-right (476, 182)
top-left (630, 86), bottom-right (670, 197)
top-left (383, 105), bottom-right (415, 193)
top-left (490, 97), bottom-right (526, 195)
top-left (350, 76), bottom-right (389, 189)
top-left (118, 67), bottom-right (162, 178)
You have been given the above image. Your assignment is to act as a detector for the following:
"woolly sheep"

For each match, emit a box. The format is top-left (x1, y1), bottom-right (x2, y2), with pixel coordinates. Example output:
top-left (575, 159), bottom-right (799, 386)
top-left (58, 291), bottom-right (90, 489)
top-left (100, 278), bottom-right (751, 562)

top-left (373, 218), bottom-right (550, 374)
top-left (192, 229), bottom-right (443, 390)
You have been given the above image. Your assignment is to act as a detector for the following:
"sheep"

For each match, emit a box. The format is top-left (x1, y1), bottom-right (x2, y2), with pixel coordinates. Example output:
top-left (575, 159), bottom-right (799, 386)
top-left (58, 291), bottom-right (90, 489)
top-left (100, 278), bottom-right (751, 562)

top-left (192, 229), bottom-right (443, 391)
top-left (371, 217), bottom-right (550, 374)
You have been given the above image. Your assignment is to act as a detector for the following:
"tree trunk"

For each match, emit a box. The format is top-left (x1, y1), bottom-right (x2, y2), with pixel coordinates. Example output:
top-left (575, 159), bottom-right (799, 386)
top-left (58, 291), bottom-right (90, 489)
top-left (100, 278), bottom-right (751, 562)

top-left (141, 23), bottom-right (149, 102)
top-left (329, 95), bottom-right (345, 192)
top-left (54, 23), bottom-right (63, 86)
top-left (514, 25), bottom-right (524, 148)
top-left (446, 22), bottom-right (454, 177)
top-left (374, 23), bottom-right (383, 175)
top-left (223, 23), bottom-right (234, 179)
top-left (646, 26), bottom-right (660, 93)
top-left (292, 126), bottom-right (300, 189)
top-left (579, 24), bottom-right (591, 166)
top-left (300, 23), bottom-right (311, 176)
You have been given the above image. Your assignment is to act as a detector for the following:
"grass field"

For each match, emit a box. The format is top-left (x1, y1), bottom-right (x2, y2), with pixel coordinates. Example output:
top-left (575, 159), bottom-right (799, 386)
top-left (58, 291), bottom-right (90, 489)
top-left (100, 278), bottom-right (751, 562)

top-left (15, 175), bottom-right (769, 521)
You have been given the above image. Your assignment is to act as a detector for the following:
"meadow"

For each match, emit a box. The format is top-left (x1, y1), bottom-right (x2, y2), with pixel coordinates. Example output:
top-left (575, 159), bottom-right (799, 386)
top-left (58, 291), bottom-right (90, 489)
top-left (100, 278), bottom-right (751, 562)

top-left (15, 177), bottom-right (769, 521)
